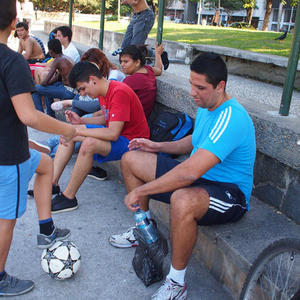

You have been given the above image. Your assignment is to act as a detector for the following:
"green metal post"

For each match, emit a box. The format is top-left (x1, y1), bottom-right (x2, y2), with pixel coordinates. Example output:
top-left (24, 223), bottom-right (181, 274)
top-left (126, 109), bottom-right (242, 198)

top-left (99, 0), bottom-right (105, 50)
top-left (156, 0), bottom-right (166, 45)
top-left (279, 3), bottom-right (300, 116)
top-left (69, 0), bottom-right (73, 28)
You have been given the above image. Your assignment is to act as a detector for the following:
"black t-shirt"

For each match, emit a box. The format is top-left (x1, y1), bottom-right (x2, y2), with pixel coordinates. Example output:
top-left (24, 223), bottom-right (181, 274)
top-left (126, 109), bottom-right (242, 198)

top-left (0, 43), bottom-right (35, 165)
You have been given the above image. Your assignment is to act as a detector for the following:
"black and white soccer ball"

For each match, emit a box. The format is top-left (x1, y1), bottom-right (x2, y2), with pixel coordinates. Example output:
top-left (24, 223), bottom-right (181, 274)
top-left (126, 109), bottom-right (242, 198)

top-left (41, 241), bottom-right (81, 280)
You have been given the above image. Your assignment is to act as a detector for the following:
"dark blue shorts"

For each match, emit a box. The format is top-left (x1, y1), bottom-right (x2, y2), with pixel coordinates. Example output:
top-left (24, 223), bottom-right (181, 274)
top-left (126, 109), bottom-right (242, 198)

top-left (86, 124), bottom-right (130, 163)
top-left (152, 153), bottom-right (247, 226)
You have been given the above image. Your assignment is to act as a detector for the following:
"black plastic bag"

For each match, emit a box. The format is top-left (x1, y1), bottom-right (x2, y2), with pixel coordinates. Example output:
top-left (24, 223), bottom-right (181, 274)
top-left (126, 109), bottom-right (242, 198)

top-left (132, 224), bottom-right (168, 287)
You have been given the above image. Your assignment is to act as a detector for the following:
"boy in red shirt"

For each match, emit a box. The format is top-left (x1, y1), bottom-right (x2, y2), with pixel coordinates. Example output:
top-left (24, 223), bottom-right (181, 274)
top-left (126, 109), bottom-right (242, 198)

top-left (51, 61), bottom-right (149, 213)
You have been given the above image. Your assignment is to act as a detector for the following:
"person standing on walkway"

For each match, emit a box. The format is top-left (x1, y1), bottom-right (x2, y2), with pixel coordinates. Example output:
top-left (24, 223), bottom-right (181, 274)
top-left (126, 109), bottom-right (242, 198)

top-left (0, 1), bottom-right (76, 296)
top-left (109, 52), bottom-right (256, 299)
top-left (112, 0), bottom-right (169, 70)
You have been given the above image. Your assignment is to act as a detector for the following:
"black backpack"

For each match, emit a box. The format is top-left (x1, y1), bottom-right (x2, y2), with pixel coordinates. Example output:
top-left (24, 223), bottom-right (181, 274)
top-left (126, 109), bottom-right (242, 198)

top-left (150, 111), bottom-right (193, 142)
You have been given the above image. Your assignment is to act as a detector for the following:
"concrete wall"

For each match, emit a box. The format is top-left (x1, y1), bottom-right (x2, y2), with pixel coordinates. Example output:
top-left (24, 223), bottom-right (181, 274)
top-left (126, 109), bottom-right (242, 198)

top-left (44, 21), bottom-right (300, 87)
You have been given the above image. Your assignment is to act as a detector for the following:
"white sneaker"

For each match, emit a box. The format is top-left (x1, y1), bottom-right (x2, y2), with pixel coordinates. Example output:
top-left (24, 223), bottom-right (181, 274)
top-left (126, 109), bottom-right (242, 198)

top-left (108, 227), bottom-right (139, 248)
top-left (51, 101), bottom-right (64, 111)
top-left (151, 278), bottom-right (187, 300)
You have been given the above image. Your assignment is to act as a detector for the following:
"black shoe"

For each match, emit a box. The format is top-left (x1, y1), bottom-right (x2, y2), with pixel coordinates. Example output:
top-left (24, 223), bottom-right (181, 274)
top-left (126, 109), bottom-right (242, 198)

top-left (51, 193), bottom-right (78, 213)
top-left (88, 166), bottom-right (108, 181)
top-left (28, 184), bottom-right (60, 197)
top-left (161, 51), bottom-right (169, 70)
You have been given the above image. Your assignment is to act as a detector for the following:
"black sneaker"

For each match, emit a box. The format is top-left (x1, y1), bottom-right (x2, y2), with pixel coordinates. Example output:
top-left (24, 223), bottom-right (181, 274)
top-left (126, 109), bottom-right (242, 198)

top-left (161, 51), bottom-right (169, 70)
top-left (51, 193), bottom-right (78, 214)
top-left (0, 273), bottom-right (34, 296)
top-left (28, 184), bottom-right (60, 197)
top-left (88, 166), bottom-right (108, 181)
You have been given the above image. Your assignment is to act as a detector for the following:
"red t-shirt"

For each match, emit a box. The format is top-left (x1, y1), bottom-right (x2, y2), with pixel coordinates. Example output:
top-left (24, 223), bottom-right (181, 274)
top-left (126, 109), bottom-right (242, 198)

top-left (123, 65), bottom-right (156, 120)
top-left (98, 80), bottom-right (150, 141)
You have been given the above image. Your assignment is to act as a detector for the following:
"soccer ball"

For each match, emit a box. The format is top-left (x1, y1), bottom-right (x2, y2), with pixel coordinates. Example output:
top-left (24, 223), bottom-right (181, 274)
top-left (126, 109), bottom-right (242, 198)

top-left (41, 241), bottom-right (81, 280)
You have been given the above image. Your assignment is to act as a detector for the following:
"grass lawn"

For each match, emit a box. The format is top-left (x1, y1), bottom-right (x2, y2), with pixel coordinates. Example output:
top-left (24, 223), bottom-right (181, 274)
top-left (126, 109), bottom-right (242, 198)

top-left (75, 20), bottom-right (292, 57)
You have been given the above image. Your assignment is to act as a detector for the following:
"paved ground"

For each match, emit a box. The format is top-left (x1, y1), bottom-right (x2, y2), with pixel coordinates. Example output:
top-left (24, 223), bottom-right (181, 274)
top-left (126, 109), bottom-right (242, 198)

top-left (6, 128), bottom-right (233, 300)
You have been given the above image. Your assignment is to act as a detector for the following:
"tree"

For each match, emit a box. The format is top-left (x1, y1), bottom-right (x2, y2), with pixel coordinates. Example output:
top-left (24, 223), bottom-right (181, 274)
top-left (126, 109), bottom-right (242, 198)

top-left (262, 0), bottom-right (299, 31)
top-left (242, 0), bottom-right (256, 25)
top-left (209, 0), bottom-right (244, 24)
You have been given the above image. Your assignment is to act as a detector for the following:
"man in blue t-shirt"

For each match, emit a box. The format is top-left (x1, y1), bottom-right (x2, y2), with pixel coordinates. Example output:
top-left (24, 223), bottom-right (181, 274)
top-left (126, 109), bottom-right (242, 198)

top-left (109, 52), bottom-right (256, 299)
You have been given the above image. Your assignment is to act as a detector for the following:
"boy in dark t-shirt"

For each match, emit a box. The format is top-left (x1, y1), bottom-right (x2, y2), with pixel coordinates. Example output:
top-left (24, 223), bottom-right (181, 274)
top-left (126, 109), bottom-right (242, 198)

top-left (0, 1), bottom-right (76, 296)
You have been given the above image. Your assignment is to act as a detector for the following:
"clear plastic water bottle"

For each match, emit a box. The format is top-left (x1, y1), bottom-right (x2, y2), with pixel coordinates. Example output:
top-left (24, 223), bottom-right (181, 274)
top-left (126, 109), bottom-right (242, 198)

top-left (134, 209), bottom-right (158, 244)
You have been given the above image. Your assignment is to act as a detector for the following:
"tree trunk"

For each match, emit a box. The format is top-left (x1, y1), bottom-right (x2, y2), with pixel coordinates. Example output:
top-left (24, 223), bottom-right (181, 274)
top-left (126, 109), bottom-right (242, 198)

top-left (246, 7), bottom-right (254, 25)
top-left (262, 0), bottom-right (273, 31)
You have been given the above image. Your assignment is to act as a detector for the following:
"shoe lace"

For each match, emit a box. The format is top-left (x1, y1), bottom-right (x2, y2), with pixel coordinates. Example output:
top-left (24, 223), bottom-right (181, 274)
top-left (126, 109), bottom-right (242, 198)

top-left (152, 278), bottom-right (173, 298)
top-left (121, 227), bottom-right (136, 239)
top-left (5, 274), bottom-right (19, 288)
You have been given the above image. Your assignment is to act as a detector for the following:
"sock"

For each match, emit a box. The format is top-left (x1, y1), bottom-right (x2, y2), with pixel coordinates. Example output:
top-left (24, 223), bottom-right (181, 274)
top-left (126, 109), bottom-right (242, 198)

top-left (39, 217), bottom-right (55, 236)
top-left (0, 270), bottom-right (6, 281)
top-left (145, 210), bottom-right (151, 220)
top-left (167, 265), bottom-right (187, 286)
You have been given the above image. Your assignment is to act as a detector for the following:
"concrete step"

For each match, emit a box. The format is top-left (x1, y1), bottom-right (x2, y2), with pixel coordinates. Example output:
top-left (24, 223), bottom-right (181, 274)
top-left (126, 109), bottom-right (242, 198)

top-left (102, 160), bottom-right (300, 299)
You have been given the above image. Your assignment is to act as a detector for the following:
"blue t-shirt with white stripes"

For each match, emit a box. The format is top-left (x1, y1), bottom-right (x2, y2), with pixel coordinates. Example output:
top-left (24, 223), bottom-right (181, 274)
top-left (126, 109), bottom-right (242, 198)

top-left (191, 98), bottom-right (256, 208)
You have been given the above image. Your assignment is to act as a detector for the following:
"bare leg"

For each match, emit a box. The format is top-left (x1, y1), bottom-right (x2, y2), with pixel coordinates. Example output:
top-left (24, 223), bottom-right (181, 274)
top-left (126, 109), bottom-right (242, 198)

top-left (0, 219), bottom-right (16, 272)
top-left (169, 187), bottom-right (210, 269)
top-left (121, 151), bottom-right (157, 211)
top-left (52, 140), bottom-right (75, 186)
top-left (33, 153), bottom-right (53, 220)
top-left (63, 137), bottom-right (111, 199)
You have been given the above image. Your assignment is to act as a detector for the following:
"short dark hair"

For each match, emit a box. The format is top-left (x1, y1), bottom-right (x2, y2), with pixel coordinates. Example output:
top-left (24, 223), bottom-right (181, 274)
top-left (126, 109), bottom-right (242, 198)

top-left (68, 61), bottom-right (103, 89)
top-left (56, 26), bottom-right (72, 42)
top-left (190, 52), bottom-right (227, 88)
top-left (0, 0), bottom-right (17, 30)
top-left (48, 39), bottom-right (62, 55)
top-left (120, 45), bottom-right (146, 67)
top-left (16, 21), bottom-right (29, 31)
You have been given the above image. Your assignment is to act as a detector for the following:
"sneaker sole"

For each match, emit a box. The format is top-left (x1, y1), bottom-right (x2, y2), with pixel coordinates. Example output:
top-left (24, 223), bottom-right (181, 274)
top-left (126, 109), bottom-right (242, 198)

top-left (108, 238), bottom-right (139, 248)
top-left (37, 231), bottom-right (71, 249)
top-left (87, 174), bottom-right (108, 181)
top-left (0, 283), bottom-right (34, 296)
top-left (51, 205), bottom-right (78, 214)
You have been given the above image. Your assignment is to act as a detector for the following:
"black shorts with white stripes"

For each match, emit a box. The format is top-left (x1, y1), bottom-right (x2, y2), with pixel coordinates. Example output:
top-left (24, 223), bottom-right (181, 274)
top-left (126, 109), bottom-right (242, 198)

top-left (152, 153), bottom-right (247, 226)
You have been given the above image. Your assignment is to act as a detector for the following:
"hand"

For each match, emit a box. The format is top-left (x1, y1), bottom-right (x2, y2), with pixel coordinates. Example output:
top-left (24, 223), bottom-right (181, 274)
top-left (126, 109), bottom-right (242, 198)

top-left (124, 189), bottom-right (142, 212)
top-left (60, 126), bottom-right (77, 145)
top-left (128, 138), bottom-right (160, 152)
top-left (65, 110), bottom-right (82, 124)
top-left (155, 43), bottom-right (164, 56)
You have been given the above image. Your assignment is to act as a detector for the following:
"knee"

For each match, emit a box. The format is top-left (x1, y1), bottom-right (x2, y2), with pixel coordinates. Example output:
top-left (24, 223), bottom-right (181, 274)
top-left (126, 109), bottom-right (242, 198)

top-left (79, 138), bottom-right (97, 155)
top-left (40, 153), bottom-right (53, 175)
top-left (121, 151), bottom-right (137, 172)
top-left (170, 190), bottom-right (191, 219)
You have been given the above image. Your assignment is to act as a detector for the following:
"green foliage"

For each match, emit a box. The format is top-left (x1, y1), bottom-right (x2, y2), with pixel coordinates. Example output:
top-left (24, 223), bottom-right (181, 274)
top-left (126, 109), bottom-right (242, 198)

top-left (76, 20), bottom-right (293, 57)
top-left (242, 0), bottom-right (256, 9)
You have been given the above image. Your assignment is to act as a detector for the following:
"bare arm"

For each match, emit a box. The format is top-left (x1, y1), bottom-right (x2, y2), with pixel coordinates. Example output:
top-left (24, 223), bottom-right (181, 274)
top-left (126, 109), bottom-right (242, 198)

top-left (22, 39), bottom-right (34, 60)
top-left (129, 135), bottom-right (193, 155)
top-left (125, 148), bottom-right (220, 211)
top-left (65, 110), bottom-right (106, 126)
top-left (76, 121), bottom-right (124, 142)
top-left (11, 92), bottom-right (76, 140)
top-left (17, 40), bottom-right (23, 54)
top-left (152, 43), bottom-right (163, 76)
top-left (41, 60), bottom-right (59, 86)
